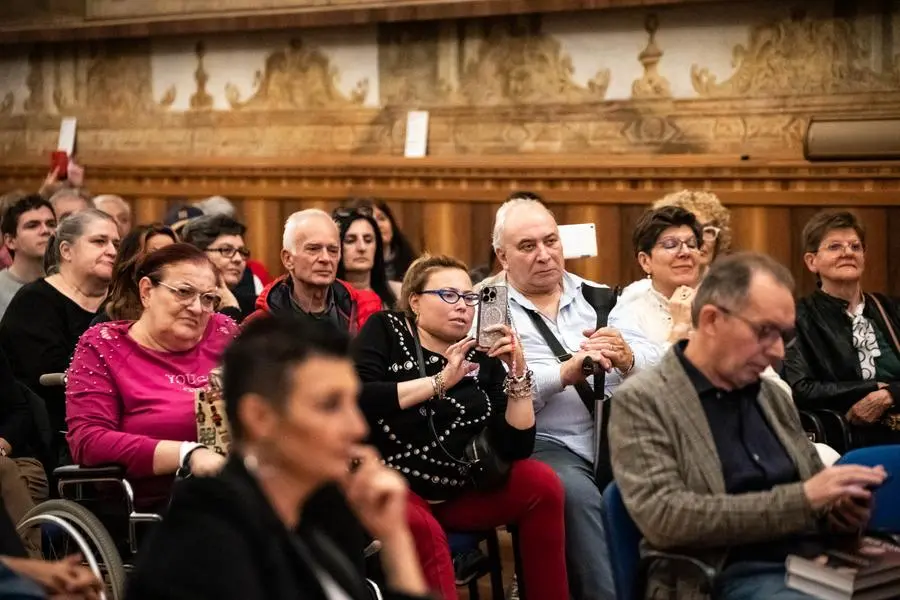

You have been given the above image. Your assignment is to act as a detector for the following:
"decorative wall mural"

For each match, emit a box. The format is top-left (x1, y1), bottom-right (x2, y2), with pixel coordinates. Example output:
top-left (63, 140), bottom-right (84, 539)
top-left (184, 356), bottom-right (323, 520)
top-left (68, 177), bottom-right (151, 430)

top-left (0, 2), bottom-right (898, 158)
top-left (224, 38), bottom-right (369, 110)
top-left (691, 11), bottom-right (900, 97)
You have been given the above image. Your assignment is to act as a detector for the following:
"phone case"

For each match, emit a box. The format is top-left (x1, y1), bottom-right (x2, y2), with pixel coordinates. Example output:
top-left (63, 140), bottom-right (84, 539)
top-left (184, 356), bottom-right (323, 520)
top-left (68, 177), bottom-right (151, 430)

top-left (476, 285), bottom-right (509, 347)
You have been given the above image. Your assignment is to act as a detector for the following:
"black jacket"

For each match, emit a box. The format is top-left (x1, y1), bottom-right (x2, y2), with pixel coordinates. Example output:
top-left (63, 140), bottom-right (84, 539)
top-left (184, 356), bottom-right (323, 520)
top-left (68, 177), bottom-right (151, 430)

top-left (784, 290), bottom-right (900, 413)
top-left (127, 456), bottom-right (427, 600)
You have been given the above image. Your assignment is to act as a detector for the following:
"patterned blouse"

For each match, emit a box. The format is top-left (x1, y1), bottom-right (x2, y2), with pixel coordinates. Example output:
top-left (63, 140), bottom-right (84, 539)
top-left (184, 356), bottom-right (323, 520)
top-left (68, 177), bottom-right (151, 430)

top-left (352, 311), bottom-right (535, 501)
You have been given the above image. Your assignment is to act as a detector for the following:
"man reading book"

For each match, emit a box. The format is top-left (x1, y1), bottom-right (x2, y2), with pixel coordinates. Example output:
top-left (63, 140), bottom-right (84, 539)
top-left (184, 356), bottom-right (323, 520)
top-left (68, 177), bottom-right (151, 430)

top-left (609, 252), bottom-right (887, 600)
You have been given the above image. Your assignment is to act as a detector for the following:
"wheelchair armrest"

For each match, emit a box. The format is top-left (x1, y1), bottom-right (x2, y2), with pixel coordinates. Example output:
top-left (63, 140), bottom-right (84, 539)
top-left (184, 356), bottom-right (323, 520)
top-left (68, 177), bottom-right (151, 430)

top-left (54, 464), bottom-right (126, 482)
top-left (637, 550), bottom-right (718, 597)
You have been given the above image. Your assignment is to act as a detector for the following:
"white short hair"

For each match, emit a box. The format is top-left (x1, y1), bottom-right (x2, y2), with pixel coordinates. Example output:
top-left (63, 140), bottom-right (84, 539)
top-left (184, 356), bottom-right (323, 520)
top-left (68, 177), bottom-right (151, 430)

top-left (491, 197), bottom-right (554, 250)
top-left (92, 194), bottom-right (130, 214)
top-left (282, 208), bottom-right (334, 251)
top-left (195, 196), bottom-right (236, 217)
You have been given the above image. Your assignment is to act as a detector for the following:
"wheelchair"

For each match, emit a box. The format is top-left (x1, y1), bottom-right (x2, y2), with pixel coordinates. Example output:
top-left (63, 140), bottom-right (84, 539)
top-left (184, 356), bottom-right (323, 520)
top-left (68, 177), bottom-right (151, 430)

top-left (22, 373), bottom-right (386, 600)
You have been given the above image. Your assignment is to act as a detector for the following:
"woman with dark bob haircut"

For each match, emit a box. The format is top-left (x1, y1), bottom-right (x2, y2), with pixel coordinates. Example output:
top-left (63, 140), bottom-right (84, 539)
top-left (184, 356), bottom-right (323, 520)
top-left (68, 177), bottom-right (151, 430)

top-left (333, 206), bottom-right (399, 309)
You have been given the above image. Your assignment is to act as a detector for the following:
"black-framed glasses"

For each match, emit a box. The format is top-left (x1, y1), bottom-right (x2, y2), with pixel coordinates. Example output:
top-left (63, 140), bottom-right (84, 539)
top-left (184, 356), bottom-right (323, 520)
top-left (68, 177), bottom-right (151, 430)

top-left (333, 206), bottom-right (374, 220)
top-left (715, 304), bottom-right (796, 349)
top-left (206, 246), bottom-right (250, 259)
top-left (420, 288), bottom-right (480, 306)
top-left (655, 237), bottom-right (699, 253)
top-left (155, 280), bottom-right (222, 312)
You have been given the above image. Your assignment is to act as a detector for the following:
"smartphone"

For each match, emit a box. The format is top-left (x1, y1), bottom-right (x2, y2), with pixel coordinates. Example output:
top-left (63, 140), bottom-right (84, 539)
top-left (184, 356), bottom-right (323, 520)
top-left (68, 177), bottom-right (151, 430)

top-left (50, 151), bottom-right (69, 181)
top-left (476, 285), bottom-right (509, 348)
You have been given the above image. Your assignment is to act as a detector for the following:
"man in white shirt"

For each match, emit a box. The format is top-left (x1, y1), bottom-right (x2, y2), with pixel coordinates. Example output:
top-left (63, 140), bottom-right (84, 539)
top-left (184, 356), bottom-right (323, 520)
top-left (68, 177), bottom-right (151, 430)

top-left (490, 195), bottom-right (655, 600)
top-left (0, 195), bottom-right (57, 320)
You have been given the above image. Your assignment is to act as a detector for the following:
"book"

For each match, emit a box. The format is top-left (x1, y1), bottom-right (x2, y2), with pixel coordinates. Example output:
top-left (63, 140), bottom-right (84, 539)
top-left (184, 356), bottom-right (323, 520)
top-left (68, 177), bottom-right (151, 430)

top-left (786, 537), bottom-right (900, 598)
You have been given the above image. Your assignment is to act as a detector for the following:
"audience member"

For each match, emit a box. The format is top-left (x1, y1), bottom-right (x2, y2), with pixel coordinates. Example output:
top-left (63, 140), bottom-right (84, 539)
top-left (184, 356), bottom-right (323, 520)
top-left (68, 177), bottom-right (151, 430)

top-left (181, 214), bottom-right (259, 320)
top-left (48, 188), bottom-right (91, 222)
top-left (0, 347), bottom-right (51, 556)
top-left (353, 254), bottom-right (568, 600)
top-left (192, 195), bottom-right (274, 285)
top-left (66, 244), bottom-right (238, 510)
top-left (247, 209), bottom-right (381, 333)
top-left (93, 194), bottom-right (133, 238)
top-left (0, 209), bottom-right (118, 465)
top-left (620, 189), bottom-right (733, 304)
top-left (0, 195), bottom-right (57, 319)
top-left (0, 190), bottom-right (28, 270)
top-left (94, 224), bottom-right (232, 326)
top-left (491, 196), bottom-right (644, 600)
top-left (127, 316), bottom-right (431, 600)
top-left (349, 198), bottom-right (418, 282)
top-left (333, 206), bottom-right (400, 308)
top-left (162, 204), bottom-right (203, 237)
top-left (609, 252), bottom-right (886, 600)
top-left (785, 210), bottom-right (900, 446)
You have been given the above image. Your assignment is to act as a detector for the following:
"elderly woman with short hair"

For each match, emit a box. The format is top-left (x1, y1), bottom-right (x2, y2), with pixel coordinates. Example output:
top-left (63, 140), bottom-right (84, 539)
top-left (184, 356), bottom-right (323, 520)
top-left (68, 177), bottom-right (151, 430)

top-left (785, 210), bottom-right (900, 447)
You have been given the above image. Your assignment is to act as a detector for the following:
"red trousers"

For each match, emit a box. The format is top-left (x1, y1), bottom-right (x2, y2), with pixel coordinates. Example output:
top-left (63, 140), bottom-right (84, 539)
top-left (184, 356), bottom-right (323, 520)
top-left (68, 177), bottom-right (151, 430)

top-left (406, 459), bottom-right (569, 600)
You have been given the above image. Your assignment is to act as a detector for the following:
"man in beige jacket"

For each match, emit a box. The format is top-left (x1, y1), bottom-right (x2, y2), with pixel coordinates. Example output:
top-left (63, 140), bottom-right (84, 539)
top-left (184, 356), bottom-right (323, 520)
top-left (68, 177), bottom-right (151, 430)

top-left (609, 252), bottom-right (886, 600)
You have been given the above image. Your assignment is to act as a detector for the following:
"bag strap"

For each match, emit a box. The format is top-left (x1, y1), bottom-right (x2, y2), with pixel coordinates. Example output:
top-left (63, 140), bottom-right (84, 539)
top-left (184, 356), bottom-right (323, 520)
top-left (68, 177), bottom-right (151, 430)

top-left (408, 319), bottom-right (471, 467)
top-left (868, 294), bottom-right (900, 354)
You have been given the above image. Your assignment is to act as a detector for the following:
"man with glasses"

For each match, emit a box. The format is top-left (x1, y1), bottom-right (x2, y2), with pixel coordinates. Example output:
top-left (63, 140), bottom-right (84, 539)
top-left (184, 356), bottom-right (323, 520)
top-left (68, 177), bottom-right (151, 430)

top-left (247, 209), bottom-right (382, 333)
top-left (609, 252), bottom-right (886, 600)
top-left (181, 214), bottom-right (259, 320)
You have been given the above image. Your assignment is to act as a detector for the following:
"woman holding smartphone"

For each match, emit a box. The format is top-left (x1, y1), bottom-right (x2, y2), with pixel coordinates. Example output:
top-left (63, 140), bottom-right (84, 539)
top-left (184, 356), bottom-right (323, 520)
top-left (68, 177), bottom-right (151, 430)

top-left (352, 253), bottom-right (568, 600)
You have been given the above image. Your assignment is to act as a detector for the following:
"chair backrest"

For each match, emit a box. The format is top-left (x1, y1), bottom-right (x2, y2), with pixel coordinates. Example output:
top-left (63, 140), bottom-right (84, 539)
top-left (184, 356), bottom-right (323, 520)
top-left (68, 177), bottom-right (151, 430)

top-left (835, 445), bottom-right (900, 533)
top-left (601, 481), bottom-right (641, 600)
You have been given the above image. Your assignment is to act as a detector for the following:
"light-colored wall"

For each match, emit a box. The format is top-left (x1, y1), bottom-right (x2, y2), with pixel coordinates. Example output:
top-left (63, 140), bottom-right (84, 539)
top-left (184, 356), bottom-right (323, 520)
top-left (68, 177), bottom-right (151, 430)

top-left (0, 0), bottom-right (898, 157)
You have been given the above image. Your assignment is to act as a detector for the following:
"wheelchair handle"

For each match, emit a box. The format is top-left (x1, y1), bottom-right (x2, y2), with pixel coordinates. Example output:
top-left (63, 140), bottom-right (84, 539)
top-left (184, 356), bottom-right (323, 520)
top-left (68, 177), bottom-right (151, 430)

top-left (39, 373), bottom-right (67, 387)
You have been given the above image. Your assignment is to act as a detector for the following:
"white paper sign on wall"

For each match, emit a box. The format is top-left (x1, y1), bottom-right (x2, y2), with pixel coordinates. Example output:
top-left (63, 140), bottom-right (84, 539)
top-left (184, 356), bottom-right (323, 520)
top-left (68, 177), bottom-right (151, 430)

top-left (57, 117), bottom-right (78, 155)
top-left (404, 111), bottom-right (429, 158)
top-left (559, 223), bottom-right (599, 259)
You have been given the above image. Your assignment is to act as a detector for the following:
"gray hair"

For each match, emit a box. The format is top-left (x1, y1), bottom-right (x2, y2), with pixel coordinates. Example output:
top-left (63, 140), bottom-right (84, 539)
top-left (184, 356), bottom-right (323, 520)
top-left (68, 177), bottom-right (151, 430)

top-left (93, 194), bottom-right (130, 214)
top-left (282, 209), bottom-right (334, 251)
top-left (44, 208), bottom-right (116, 275)
top-left (691, 251), bottom-right (795, 327)
top-left (49, 187), bottom-right (92, 206)
top-left (491, 196), bottom-right (555, 250)
top-left (195, 196), bottom-right (236, 217)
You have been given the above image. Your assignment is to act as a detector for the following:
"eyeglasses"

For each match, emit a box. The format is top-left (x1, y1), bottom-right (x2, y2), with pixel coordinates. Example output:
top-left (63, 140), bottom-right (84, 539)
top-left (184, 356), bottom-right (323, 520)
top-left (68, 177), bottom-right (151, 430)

top-left (655, 237), bottom-right (699, 253)
top-left (155, 281), bottom-right (221, 312)
top-left (715, 304), bottom-right (796, 349)
top-left (419, 288), bottom-right (480, 306)
top-left (333, 206), bottom-right (374, 220)
top-left (819, 241), bottom-right (864, 255)
top-left (206, 246), bottom-right (250, 259)
top-left (701, 225), bottom-right (722, 242)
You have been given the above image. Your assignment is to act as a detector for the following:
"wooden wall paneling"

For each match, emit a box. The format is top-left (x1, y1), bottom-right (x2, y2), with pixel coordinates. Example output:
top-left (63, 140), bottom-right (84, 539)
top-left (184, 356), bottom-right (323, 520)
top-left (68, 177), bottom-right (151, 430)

top-left (564, 205), bottom-right (621, 285)
top-left (851, 207), bottom-right (889, 294)
top-left (396, 201), bottom-right (426, 261)
top-left (618, 205), bottom-right (649, 287)
top-left (729, 207), bottom-right (794, 268)
top-left (421, 202), bottom-right (473, 266)
top-left (789, 206), bottom-right (820, 297)
top-left (243, 197), bottom-right (284, 278)
top-left (470, 202), bottom-right (501, 273)
top-left (887, 209), bottom-right (900, 298)
top-left (133, 197), bottom-right (167, 226)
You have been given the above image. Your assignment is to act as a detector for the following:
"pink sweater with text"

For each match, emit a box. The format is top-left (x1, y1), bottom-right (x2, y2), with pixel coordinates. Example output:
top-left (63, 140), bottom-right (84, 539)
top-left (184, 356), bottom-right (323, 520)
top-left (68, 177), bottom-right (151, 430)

top-left (66, 314), bottom-right (238, 507)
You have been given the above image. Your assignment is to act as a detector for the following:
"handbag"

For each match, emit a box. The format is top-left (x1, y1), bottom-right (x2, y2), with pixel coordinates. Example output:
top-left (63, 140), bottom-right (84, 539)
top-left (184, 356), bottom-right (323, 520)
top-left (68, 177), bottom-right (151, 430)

top-left (867, 294), bottom-right (900, 431)
top-left (409, 319), bottom-right (511, 490)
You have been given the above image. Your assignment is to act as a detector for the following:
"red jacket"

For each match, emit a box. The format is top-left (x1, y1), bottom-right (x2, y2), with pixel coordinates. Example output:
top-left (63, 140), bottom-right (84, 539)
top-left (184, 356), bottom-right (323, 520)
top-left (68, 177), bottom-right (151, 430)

top-left (244, 275), bottom-right (381, 335)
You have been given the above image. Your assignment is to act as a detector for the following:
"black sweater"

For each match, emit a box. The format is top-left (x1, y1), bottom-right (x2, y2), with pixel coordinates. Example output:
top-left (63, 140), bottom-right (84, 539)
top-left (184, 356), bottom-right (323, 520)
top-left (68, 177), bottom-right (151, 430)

top-left (0, 279), bottom-right (97, 438)
top-left (352, 311), bottom-right (535, 500)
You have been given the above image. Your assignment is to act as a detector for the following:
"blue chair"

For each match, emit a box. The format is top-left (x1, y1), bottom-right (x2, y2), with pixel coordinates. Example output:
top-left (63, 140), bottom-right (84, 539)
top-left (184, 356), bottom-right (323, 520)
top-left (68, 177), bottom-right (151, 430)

top-left (601, 482), bottom-right (717, 599)
top-left (835, 444), bottom-right (900, 533)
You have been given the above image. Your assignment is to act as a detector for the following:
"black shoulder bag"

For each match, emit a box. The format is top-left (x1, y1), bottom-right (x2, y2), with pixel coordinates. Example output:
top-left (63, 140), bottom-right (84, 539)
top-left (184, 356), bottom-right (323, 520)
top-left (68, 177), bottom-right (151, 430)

top-left (521, 284), bottom-right (620, 488)
top-left (409, 321), bottom-right (511, 491)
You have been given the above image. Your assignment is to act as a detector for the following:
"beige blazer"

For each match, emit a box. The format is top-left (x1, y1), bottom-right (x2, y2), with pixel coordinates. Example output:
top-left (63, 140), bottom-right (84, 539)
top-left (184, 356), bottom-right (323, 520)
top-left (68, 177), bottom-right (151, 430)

top-left (608, 349), bottom-right (824, 600)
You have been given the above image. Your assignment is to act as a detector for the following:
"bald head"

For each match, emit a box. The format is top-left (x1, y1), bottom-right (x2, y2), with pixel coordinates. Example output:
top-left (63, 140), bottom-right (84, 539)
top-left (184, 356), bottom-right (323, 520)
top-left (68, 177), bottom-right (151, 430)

top-left (281, 209), bottom-right (341, 291)
top-left (93, 194), bottom-right (132, 237)
top-left (50, 188), bottom-right (91, 222)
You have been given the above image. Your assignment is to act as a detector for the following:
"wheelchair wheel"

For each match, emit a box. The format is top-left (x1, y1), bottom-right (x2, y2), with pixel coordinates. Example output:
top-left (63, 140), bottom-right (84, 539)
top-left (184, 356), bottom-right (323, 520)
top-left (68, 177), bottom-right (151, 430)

top-left (17, 499), bottom-right (127, 600)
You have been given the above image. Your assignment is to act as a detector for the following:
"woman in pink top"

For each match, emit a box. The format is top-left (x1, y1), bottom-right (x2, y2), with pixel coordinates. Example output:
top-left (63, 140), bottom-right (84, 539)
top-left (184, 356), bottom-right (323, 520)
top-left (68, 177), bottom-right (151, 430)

top-left (66, 243), bottom-right (238, 509)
